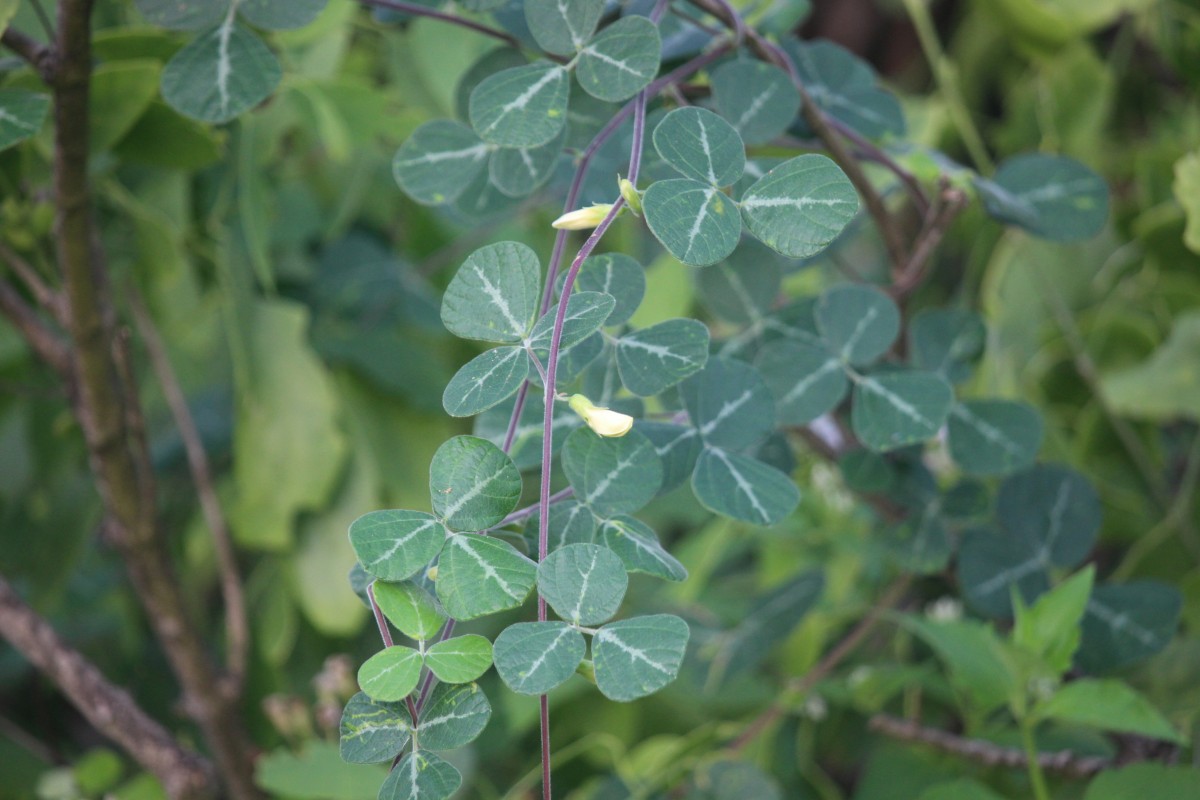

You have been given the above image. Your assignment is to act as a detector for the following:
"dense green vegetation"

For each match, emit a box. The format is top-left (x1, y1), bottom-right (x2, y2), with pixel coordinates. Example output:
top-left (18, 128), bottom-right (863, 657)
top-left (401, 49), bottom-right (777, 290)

top-left (1, 1), bottom-right (1198, 799)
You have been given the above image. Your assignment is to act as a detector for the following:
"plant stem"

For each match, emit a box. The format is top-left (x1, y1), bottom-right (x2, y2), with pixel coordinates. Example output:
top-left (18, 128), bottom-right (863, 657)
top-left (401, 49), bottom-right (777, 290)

top-left (357, 0), bottom-right (525, 51)
top-left (367, 583), bottom-right (395, 648)
top-left (1021, 722), bottom-right (1053, 800)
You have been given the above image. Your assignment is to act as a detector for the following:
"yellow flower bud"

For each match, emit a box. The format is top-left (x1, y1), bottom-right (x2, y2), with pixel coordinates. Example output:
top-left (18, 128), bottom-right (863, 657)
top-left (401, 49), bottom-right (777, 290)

top-left (568, 394), bottom-right (634, 437)
top-left (551, 203), bottom-right (615, 230)
top-left (618, 177), bottom-right (643, 216)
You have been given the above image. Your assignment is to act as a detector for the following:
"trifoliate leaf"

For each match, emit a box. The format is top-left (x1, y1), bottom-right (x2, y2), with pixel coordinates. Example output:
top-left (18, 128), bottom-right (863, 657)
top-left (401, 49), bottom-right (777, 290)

top-left (691, 446), bottom-right (800, 526)
top-left (469, 62), bottom-right (569, 147)
top-left (161, 20), bottom-right (281, 123)
top-left (576, 16), bottom-right (662, 103)
top-left (538, 543), bottom-right (629, 625)
top-left (429, 436), bottom-right (523, 531)
top-left (616, 319), bottom-right (710, 396)
top-left (562, 428), bottom-right (663, 517)
top-left (851, 371), bottom-right (954, 452)
top-left (441, 242), bottom-right (541, 344)
top-left (740, 155), bottom-right (859, 259)
top-left (436, 534), bottom-right (537, 620)
top-left (393, 120), bottom-right (491, 206)
top-left (643, 178), bottom-right (742, 267)
top-left (681, 358), bottom-right (775, 450)
top-left (653, 107), bottom-right (745, 187)
top-left (493, 621), bottom-right (587, 694)
top-left (593, 614), bottom-right (689, 701)
top-left (349, 510), bottom-right (448, 582)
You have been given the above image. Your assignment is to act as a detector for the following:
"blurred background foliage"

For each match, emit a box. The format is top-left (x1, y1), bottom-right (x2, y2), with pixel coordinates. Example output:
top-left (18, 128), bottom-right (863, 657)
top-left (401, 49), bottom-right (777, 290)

top-left (1, 0), bottom-right (1199, 798)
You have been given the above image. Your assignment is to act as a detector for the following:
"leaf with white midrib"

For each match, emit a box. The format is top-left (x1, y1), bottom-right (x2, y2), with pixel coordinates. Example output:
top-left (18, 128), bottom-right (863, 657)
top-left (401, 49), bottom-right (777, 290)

top-left (851, 371), bottom-right (953, 452)
top-left (975, 154), bottom-right (1108, 242)
top-left (524, 0), bottom-right (603, 55)
top-left (469, 62), bottom-right (569, 148)
top-left (562, 428), bottom-right (663, 518)
top-left (436, 534), bottom-right (537, 620)
top-left (442, 242), bottom-right (542, 344)
top-left (593, 614), bottom-right (689, 701)
top-left (160, 17), bottom-right (282, 124)
top-left (653, 106), bottom-right (745, 187)
top-left (393, 120), bottom-right (491, 205)
top-left (643, 178), bottom-right (742, 267)
top-left (527, 291), bottom-right (616, 352)
top-left (380, 750), bottom-right (461, 800)
top-left (429, 435), bottom-right (522, 532)
top-left (339, 692), bottom-right (411, 764)
top-left (0, 90), bottom-right (51, 151)
top-left (373, 580), bottom-right (446, 641)
top-left (357, 645), bottom-right (422, 702)
top-left (442, 345), bottom-right (528, 418)
top-left (575, 16), bottom-right (661, 103)
top-left (417, 682), bottom-right (492, 750)
top-left (947, 399), bottom-right (1043, 476)
top-left (538, 543), bottom-right (628, 626)
top-left (616, 318), bottom-right (710, 397)
top-left (711, 59), bottom-right (800, 145)
top-left (349, 510), bottom-right (447, 582)
top-left (596, 515), bottom-right (687, 581)
top-left (493, 621), bottom-right (586, 695)
top-left (681, 358), bottom-right (775, 450)
top-left (739, 154), bottom-right (859, 259)
top-left (691, 446), bottom-right (800, 526)
top-left (756, 340), bottom-right (849, 426)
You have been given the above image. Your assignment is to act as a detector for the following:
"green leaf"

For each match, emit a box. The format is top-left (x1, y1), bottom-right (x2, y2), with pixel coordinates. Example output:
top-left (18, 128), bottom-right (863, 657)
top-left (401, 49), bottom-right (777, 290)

top-left (575, 253), bottom-right (646, 326)
top-left (596, 515), bottom-right (687, 581)
top-left (889, 506), bottom-right (952, 574)
top-left (908, 308), bottom-right (986, 384)
top-left (524, 0), bottom-right (602, 55)
top-left (488, 126), bottom-right (565, 198)
top-left (653, 107), bottom-right (745, 187)
top-left (917, 780), bottom-right (1008, 800)
top-left (997, 465), bottom-right (1100, 568)
top-left (561, 427), bottom-right (663, 517)
top-left (256, 741), bottom-right (386, 800)
top-left (593, 614), bottom-right (689, 701)
top-left (538, 543), bottom-right (629, 625)
top-left (948, 400), bottom-right (1043, 476)
top-left (88, 61), bottom-right (163, 153)
top-left (424, 636), bottom-right (494, 684)
top-left (740, 155), bottom-right (859, 259)
top-left (339, 692), bottom-right (412, 764)
top-left (161, 20), bottom-right (282, 124)
top-left (350, 511), bottom-right (448, 582)
top-left (901, 617), bottom-right (1017, 714)
top-left (616, 319), bottom-right (710, 397)
top-left (643, 178), bottom-right (742, 267)
top-left (1101, 311), bottom-right (1200, 421)
top-left (575, 16), bottom-right (662, 103)
top-left (442, 346), bottom-right (528, 418)
top-left (358, 645), bottom-right (423, 702)
top-left (373, 581), bottom-right (447, 641)
top-left (1173, 151), bottom-right (1200, 254)
top-left (441, 242), bottom-right (541, 344)
top-left (0, 90), bottom-right (50, 151)
top-left (393, 120), bottom-right (491, 206)
top-left (1084, 765), bottom-right (1200, 800)
top-left (958, 523), bottom-right (1053, 618)
top-left (1013, 566), bottom-right (1094, 673)
top-left (816, 284), bottom-right (900, 366)
top-left (429, 435), bottom-right (522, 531)
top-left (493, 621), bottom-right (587, 694)
top-left (756, 341), bottom-right (848, 425)
top-left (682, 358), bottom-right (775, 450)
top-left (695, 760), bottom-right (784, 800)
top-left (1078, 582), bottom-right (1181, 673)
top-left (469, 62), bottom-right (569, 147)
top-left (1036, 680), bottom-right (1183, 744)
top-left (526, 499), bottom-right (598, 554)
top-left (238, 0), bottom-right (327, 30)
top-left (692, 446), bottom-right (800, 526)
top-left (711, 60), bottom-right (801, 145)
top-left (379, 751), bottom-right (461, 800)
top-left (784, 39), bottom-right (905, 139)
top-left (695, 243), bottom-right (782, 324)
top-left (851, 371), bottom-right (954, 452)
top-left (636, 422), bottom-right (703, 493)
top-left (975, 154), bottom-right (1108, 242)
top-left (417, 683), bottom-right (492, 750)
top-left (134, 0), bottom-right (225, 30)
top-left (527, 291), bottom-right (617, 351)
top-left (436, 534), bottom-right (537, 619)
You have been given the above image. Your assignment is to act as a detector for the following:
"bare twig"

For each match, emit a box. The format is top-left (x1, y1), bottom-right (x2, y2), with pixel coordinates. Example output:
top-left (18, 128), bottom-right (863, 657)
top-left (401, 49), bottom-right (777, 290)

top-left (0, 574), bottom-right (216, 799)
top-left (0, 27), bottom-right (55, 82)
top-left (130, 291), bottom-right (249, 695)
top-left (0, 278), bottom-right (71, 376)
top-left (891, 182), bottom-right (968, 299)
top-left (869, 714), bottom-right (1112, 779)
top-left (357, 0), bottom-right (526, 52)
top-left (0, 242), bottom-right (67, 323)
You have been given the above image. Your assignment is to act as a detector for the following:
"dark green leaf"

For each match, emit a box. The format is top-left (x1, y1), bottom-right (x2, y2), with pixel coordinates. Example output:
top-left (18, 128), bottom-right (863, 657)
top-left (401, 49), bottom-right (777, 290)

top-left (469, 62), bottom-right (569, 147)
top-left (417, 682), bottom-right (492, 750)
top-left (538, 543), bottom-right (629, 625)
top-left (947, 400), bottom-right (1043, 476)
top-left (429, 436), bottom-right (522, 531)
top-left (851, 371), bottom-right (954, 452)
top-left (575, 253), bottom-right (646, 326)
top-left (393, 120), bottom-right (491, 206)
top-left (349, 510), bottom-right (448, 582)
top-left (996, 465), bottom-right (1100, 568)
top-left (785, 39), bottom-right (905, 139)
top-left (493, 621), bottom-right (586, 694)
top-left (379, 751), bottom-right (461, 800)
top-left (436, 534), bottom-right (537, 619)
top-left (524, 0), bottom-right (602, 55)
top-left (0, 90), bottom-right (49, 151)
top-left (957, 525), bottom-right (1051, 618)
top-left (596, 515), bottom-right (687, 581)
top-left (1078, 582), bottom-right (1181, 673)
top-left (593, 614), bottom-right (689, 701)
top-left (695, 244), bottom-right (782, 324)
top-left (339, 692), bottom-right (411, 764)
top-left (527, 291), bottom-right (617, 351)
top-left (816, 284), bottom-right (900, 366)
top-left (711, 60), bottom-right (801, 145)
top-left (562, 427), bottom-right (663, 517)
top-left (442, 346), bottom-right (528, 418)
top-left (616, 319), bottom-right (710, 397)
top-left (576, 16), bottom-right (661, 103)
top-left (908, 308), bottom-right (986, 384)
top-left (975, 154), bottom-right (1108, 242)
top-left (757, 340), bottom-right (848, 425)
top-left (134, 0), bottom-right (224, 30)
top-left (489, 125), bottom-right (566, 198)
top-left (682, 358), bottom-right (775, 449)
top-left (238, 0), bottom-right (326, 30)
top-left (692, 446), bottom-right (800, 526)
top-left (740, 155), bottom-right (859, 259)
top-left (160, 21), bottom-right (281, 124)
top-left (643, 178), bottom-right (742, 267)
top-left (634, 422), bottom-right (702, 493)
top-left (652, 107), bottom-right (745, 187)
top-left (525, 499), bottom-right (598, 554)
top-left (441, 242), bottom-right (541, 344)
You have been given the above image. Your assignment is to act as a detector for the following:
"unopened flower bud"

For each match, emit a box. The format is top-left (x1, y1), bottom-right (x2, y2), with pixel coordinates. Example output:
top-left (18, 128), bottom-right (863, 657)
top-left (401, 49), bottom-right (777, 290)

top-left (552, 203), bottom-right (615, 230)
top-left (618, 177), bottom-right (643, 216)
top-left (568, 394), bottom-right (634, 437)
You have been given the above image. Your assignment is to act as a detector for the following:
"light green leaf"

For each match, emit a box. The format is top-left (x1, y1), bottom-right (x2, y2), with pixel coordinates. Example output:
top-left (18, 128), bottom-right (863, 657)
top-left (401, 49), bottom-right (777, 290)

top-left (948, 400), bottom-right (1043, 476)
top-left (424, 636), bottom-right (494, 684)
top-left (851, 371), bottom-right (954, 452)
top-left (527, 291), bottom-right (617, 351)
top-left (373, 581), bottom-right (447, 642)
top-left (469, 62), bottom-right (569, 147)
top-left (1084, 765), bottom-right (1200, 800)
top-left (1173, 151), bottom-right (1200, 254)
top-left (1101, 311), bottom-right (1200, 421)
top-left (575, 253), bottom-right (646, 326)
top-left (338, 692), bottom-right (411, 764)
top-left (740, 155), bottom-right (859, 259)
top-left (901, 617), bottom-right (1017, 714)
top-left (1078, 582), bottom-right (1181, 673)
top-left (358, 646), bottom-right (423, 702)
top-left (436, 534), bottom-right (537, 619)
top-left (442, 346), bottom-right (528, 418)
top-left (1035, 680), bottom-right (1183, 744)
top-left (695, 242), bottom-right (782, 324)
top-left (417, 683), bottom-right (492, 750)
top-left (379, 751), bottom-right (461, 800)
top-left (0, 90), bottom-right (50, 151)
top-left (917, 780), bottom-right (1008, 800)
top-left (524, 0), bottom-right (602, 55)
top-left (493, 621), bottom-right (587, 694)
top-left (756, 340), bottom-right (848, 425)
top-left (561, 428), bottom-right (663, 517)
top-left (161, 20), bottom-right (282, 124)
top-left (441, 242), bottom-right (541, 344)
top-left (575, 16), bottom-right (661, 103)
top-left (90, 61), bottom-right (162, 154)
top-left (538, 543), bottom-right (629, 626)
top-left (238, 0), bottom-right (326, 30)
top-left (256, 741), bottom-right (386, 800)
top-left (526, 499), bottom-right (598, 554)
top-left (643, 178), bottom-right (742, 267)
top-left (996, 465), bottom-right (1100, 568)
top-left (349, 510), bottom-right (448, 582)
top-left (692, 446), bottom-right (800, 526)
top-left (975, 154), bottom-right (1108, 242)
top-left (908, 308), bottom-right (986, 384)
top-left (593, 614), bottom-right (689, 701)
top-left (681, 358), bottom-right (775, 450)
top-left (616, 319), bottom-right (710, 397)
top-left (711, 59), bottom-right (801, 145)
top-left (596, 515), bottom-right (687, 581)
top-left (816, 284), bottom-right (900, 366)
top-left (1013, 566), bottom-right (1093, 673)
top-left (393, 120), bottom-right (491, 206)
top-left (653, 107), bottom-right (745, 187)
top-left (489, 126), bottom-right (565, 198)
top-left (135, 0), bottom-right (225, 29)
top-left (429, 435), bottom-right (522, 533)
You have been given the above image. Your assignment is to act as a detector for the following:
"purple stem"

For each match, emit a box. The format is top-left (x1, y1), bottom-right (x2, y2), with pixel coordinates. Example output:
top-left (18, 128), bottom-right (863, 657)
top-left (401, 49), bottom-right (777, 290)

top-left (367, 583), bottom-right (394, 649)
top-left (358, 0), bottom-right (524, 51)
top-left (497, 487), bottom-right (575, 528)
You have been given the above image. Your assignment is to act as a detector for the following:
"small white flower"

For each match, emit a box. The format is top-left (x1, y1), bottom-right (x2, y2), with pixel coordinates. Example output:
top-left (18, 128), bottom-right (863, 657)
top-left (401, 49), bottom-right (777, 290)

top-left (801, 694), bottom-right (828, 721)
top-left (848, 666), bottom-right (874, 687)
top-left (925, 596), bottom-right (963, 622)
top-left (568, 394), bottom-right (634, 437)
top-left (551, 203), bottom-right (615, 230)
